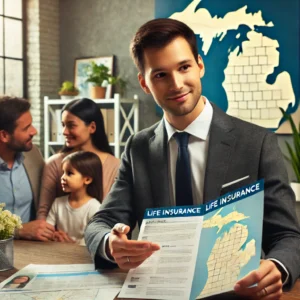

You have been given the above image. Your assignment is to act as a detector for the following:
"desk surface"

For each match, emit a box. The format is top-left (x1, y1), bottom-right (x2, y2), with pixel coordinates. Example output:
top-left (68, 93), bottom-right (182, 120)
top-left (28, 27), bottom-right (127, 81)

top-left (0, 241), bottom-right (299, 299)
top-left (0, 240), bottom-right (92, 283)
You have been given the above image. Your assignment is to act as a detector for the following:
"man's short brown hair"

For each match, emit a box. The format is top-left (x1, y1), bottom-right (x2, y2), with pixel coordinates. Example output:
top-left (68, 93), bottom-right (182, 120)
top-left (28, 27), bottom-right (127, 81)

top-left (130, 18), bottom-right (198, 75)
top-left (0, 96), bottom-right (31, 134)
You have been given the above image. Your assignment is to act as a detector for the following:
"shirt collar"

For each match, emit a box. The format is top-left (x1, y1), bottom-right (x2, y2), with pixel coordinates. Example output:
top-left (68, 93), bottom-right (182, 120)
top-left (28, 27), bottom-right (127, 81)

top-left (0, 152), bottom-right (24, 169)
top-left (164, 96), bottom-right (213, 142)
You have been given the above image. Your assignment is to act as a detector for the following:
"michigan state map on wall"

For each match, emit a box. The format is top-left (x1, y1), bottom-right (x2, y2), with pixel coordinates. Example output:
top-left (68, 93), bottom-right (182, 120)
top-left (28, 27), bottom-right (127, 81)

top-left (155, 0), bottom-right (300, 131)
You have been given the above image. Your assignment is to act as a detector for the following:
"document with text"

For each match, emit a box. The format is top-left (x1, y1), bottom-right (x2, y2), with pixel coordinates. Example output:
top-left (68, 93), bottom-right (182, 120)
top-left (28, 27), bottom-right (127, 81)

top-left (119, 180), bottom-right (264, 300)
top-left (0, 264), bottom-right (126, 299)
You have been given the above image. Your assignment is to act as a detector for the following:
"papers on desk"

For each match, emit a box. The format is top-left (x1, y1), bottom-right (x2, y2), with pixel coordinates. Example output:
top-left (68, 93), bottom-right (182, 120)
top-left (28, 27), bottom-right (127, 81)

top-left (0, 264), bottom-right (126, 300)
top-left (0, 288), bottom-right (120, 300)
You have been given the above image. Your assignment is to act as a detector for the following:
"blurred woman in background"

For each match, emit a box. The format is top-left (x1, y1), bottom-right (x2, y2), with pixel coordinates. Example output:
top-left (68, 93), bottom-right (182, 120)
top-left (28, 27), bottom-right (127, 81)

top-left (37, 98), bottom-right (120, 220)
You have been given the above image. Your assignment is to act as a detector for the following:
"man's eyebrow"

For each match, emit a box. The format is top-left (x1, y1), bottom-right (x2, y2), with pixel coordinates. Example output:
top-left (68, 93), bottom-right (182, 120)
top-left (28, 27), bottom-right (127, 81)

top-left (178, 59), bottom-right (193, 65)
top-left (23, 123), bottom-right (31, 130)
top-left (150, 59), bottom-right (194, 74)
top-left (151, 67), bottom-right (165, 74)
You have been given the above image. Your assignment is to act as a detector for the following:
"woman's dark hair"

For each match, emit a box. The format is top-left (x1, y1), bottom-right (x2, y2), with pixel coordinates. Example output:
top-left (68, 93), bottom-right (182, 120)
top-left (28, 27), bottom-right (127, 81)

top-left (61, 98), bottom-right (113, 155)
top-left (62, 151), bottom-right (103, 202)
top-left (130, 18), bottom-right (198, 75)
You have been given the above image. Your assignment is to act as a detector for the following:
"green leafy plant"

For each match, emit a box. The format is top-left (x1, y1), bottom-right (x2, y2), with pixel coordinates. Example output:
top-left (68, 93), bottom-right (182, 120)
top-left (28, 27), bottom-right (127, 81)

top-left (279, 107), bottom-right (300, 182)
top-left (85, 62), bottom-right (112, 87)
top-left (85, 62), bottom-right (127, 95)
top-left (58, 81), bottom-right (79, 96)
top-left (0, 203), bottom-right (22, 240)
top-left (110, 76), bottom-right (127, 97)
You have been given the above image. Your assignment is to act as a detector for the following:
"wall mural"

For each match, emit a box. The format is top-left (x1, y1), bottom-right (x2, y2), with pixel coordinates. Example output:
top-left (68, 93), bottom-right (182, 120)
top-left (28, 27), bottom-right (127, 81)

top-left (155, 0), bottom-right (300, 132)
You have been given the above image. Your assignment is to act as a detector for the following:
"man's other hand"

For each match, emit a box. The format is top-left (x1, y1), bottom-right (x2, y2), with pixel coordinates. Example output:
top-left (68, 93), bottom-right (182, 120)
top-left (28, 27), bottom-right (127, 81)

top-left (18, 220), bottom-right (55, 241)
top-left (108, 223), bottom-right (160, 270)
top-left (234, 260), bottom-right (283, 299)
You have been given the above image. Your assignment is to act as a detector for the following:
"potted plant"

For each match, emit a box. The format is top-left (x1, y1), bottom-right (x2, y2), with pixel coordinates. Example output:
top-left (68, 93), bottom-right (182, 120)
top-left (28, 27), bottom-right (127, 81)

top-left (0, 203), bottom-right (22, 271)
top-left (58, 81), bottom-right (79, 100)
top-left (85, 62), bottom-right (111, 99)
top-left (85, 62), bottom-right (127, 99)
top-left (279, 107), bottom-right (300, 201)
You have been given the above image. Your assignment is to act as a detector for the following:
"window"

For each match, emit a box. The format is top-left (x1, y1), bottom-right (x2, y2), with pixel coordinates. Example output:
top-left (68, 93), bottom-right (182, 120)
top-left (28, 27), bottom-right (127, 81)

top-left (0, 0), bottom-right (24, 97)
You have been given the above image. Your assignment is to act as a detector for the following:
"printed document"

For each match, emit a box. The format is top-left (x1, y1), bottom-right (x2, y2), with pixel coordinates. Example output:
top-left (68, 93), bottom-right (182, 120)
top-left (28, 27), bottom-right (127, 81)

top-left (0, 264), bottom-right (126, 300)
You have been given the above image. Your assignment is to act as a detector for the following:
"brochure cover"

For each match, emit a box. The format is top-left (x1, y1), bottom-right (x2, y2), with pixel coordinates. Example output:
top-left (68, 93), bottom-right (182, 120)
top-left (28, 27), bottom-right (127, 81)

top-left (119, 180), bottom-right (264, 300)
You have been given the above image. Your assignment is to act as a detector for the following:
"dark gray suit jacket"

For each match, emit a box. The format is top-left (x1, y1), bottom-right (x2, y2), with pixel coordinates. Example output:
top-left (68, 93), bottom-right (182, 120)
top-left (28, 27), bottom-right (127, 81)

top-left (85, 103), bottom-right (300, 289)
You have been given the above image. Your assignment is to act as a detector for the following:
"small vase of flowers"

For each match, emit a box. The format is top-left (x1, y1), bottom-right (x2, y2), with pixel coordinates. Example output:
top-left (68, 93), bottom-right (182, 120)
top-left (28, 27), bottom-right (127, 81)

top-left (0, 203), bottom-right (22, 271)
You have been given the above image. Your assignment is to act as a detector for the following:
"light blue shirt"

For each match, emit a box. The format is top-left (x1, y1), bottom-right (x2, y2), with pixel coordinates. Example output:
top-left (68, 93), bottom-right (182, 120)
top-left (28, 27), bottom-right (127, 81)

top-left (0, 153), bottom-right (33, 223)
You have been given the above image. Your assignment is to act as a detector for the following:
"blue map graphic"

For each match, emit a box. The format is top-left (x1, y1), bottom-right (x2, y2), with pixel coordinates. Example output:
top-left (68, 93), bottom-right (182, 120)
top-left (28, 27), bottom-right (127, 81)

top-left (155, 0), bottom-right (300, 130)
top-left (190, 191), bottom-right (263, 299)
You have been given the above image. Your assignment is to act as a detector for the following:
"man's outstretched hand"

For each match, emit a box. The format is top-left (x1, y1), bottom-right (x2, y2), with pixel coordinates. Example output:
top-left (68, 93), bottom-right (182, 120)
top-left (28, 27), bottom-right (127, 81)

top-left (108, 223), bottom-right (160, 269)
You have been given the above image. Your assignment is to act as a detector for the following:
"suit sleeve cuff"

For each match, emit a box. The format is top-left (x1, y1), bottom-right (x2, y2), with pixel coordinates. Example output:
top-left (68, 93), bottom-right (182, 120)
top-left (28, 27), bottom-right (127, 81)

top-left (267, 258), bottom-right (289, 286)
top-left (99, 233), bottom-right (117, 264)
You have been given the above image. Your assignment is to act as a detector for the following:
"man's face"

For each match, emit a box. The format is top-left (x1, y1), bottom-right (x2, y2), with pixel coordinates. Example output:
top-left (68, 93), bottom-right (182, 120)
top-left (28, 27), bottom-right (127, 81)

top-left (6, 111), bottom-right (37, 152)
top-left (138, 36), bottom-right (205, 128)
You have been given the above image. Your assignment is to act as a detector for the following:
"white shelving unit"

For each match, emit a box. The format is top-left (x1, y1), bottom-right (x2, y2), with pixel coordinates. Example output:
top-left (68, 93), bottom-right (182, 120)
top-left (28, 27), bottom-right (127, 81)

top-left (44, 93), bottom-right (139, 159)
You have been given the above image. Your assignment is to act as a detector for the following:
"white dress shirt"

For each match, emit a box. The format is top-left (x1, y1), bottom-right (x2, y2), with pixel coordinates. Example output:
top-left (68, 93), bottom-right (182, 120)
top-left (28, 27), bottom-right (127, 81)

top-left (164, 97), bottom-right (213, 205)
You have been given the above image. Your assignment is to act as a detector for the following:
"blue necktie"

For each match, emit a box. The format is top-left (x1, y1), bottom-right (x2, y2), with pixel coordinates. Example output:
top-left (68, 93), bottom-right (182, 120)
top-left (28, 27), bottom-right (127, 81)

top-left (174, 132), bottom-right (193, 206)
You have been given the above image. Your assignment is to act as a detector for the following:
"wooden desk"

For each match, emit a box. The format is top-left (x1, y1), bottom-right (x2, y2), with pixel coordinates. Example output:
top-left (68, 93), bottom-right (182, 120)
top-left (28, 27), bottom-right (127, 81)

top-left (0, 241), bottom-right (299, 299)
top-left (0, 240), bottom-right (92, 283)
top-left (282, 280), bottom-right (300, 299)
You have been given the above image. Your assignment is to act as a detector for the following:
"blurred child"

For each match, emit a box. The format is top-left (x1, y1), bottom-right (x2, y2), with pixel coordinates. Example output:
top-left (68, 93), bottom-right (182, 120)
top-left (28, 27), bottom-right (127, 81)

top-left (46, 151), bottom-right (102, 245)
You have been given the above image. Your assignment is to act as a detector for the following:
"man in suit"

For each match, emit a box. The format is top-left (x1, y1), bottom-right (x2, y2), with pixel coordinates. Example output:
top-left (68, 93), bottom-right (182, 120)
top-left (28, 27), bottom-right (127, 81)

top-left (85, 19), bottom-right (300, 298)
top-left (0, 96), bottom-right (55, 241)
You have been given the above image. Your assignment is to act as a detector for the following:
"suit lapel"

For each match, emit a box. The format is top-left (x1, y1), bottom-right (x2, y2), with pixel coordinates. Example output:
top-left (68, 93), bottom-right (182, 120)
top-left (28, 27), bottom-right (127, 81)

top-left (149, 120), bottom-right (171, 207)
top-left (203, 103), bottom-right (236, 203)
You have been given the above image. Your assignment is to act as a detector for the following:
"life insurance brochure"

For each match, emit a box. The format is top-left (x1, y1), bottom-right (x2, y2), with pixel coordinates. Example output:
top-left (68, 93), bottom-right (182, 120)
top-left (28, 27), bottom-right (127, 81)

top-left (120, 180), bottom-right (264, 300)
top-left (119, 206), bottom-right (204, 300)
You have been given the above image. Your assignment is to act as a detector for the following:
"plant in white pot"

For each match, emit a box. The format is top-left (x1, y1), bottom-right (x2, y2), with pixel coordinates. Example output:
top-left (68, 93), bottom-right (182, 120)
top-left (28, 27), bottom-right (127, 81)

top-left (58, 81), bottom-right (79, 100)
top-left (279, 107), bottom-right (300, 201)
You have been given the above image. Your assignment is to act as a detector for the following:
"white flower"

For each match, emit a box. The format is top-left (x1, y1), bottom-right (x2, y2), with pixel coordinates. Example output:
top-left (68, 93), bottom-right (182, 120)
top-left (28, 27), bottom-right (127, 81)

top-left (3, 210), bottom-right (12, 218)
top-left (0, 203), bottom-right (22, 240)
